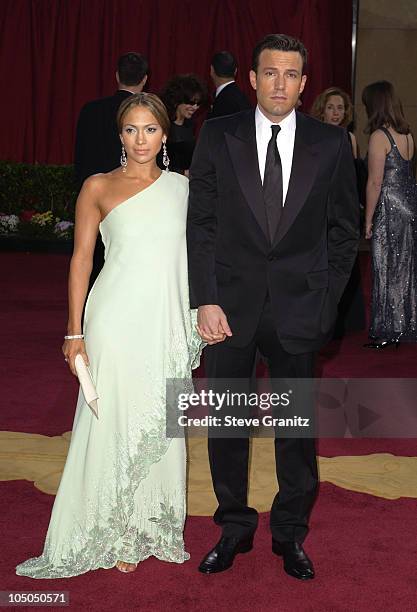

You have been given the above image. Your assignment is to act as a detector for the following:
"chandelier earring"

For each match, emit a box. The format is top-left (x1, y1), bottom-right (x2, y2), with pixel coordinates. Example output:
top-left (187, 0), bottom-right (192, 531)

top-left (120, 144), bottom-right (127, 172)
top-left (162, 141), bottom-right (170, 172)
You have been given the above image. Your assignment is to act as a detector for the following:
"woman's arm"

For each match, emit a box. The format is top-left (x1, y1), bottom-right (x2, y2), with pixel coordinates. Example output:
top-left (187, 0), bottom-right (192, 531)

top-left (365, 131), bottom-right (387, 239)
top-left (63, 177), bottom-right (102, 374)
top-left (348, 131), bottom-right (358, 159)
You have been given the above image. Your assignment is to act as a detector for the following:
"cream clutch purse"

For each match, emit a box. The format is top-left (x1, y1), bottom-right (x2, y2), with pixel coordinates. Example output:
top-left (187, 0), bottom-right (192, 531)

top-left (74, 353), bottom-right (99, 418)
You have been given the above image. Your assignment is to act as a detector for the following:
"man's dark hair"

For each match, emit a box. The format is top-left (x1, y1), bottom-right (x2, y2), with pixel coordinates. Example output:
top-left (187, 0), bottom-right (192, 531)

top-left (117, 52), bottom-right (148, 86)
top-left (211, 51), bottom-right (237, 78)
top-left (252, 34), bottom-right (308, 74)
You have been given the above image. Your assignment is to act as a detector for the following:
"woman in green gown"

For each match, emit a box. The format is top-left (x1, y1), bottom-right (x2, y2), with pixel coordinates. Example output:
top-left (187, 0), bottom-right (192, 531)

top-left (16, 93), bottom-right (204, 578)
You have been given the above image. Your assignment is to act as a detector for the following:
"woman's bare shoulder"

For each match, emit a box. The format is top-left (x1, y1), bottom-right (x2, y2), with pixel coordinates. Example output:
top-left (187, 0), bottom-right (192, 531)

top-left (369, 129), bottom-right (390, 153)
top-left (369, 129), bottom-right (387, 141)
top-left (82, 170), bottom-right (121, 195)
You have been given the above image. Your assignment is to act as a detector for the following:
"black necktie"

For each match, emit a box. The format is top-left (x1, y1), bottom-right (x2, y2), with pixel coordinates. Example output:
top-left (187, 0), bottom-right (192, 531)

top-left (263, 124), bottom-right (283, 243)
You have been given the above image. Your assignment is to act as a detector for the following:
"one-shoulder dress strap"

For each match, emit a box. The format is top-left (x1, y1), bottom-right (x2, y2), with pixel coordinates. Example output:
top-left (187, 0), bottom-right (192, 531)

top-left (380, 126), bottom-right (396, 148)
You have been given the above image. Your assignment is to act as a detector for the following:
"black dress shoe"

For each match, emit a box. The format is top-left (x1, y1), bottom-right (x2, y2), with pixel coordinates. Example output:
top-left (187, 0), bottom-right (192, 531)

top-left (198, 536), bottom-right (253, 574)
top-left (272, 541), bottom-right (315, 580)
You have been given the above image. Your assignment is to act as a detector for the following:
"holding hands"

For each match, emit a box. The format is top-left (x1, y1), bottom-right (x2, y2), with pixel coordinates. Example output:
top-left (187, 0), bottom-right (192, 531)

top-left (196, 305), bottom-right (232, 345)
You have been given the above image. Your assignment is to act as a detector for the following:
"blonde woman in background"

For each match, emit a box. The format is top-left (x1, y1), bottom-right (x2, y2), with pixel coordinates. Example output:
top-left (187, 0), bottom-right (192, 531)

top-left (311, 86), bottom-right (366, 336)
top-left (311, 86), bottom-right (357, 157)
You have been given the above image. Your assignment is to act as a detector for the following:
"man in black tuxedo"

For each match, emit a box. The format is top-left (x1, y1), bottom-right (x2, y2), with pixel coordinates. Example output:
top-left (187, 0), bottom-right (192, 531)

top-left (187, 34), bottom-right (359, 579)
top-left (74, 52), bottom-right (148, 288)
top-left (74, 52), bottom-right (148, 187)
top-left (208, 51), bottom-right (252, 119)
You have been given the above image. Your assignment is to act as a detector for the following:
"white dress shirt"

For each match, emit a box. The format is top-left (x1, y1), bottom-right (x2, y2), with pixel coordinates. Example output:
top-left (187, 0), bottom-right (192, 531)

top-left (255, 106), bottom-right (296, 205)
top-left (215, 80), bottom-right (234, 97)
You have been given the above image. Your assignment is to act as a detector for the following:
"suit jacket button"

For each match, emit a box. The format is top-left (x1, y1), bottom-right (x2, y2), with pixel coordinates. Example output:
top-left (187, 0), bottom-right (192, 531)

top-left (267, 254), bottom-right (274, 261)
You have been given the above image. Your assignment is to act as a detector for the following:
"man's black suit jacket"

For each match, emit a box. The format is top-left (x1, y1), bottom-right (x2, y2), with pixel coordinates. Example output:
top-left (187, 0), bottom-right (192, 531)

top-left (74, 90), bottom-right (132, 187)
top-left (208, 82), bottom-right (252, 119)
top-left (187, 110), bottom-right (360, 354)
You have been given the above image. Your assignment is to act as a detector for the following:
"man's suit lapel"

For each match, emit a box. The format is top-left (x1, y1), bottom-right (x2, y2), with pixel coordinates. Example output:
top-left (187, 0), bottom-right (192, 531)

top-left (225, 111), bottom-right (269, 240)
top-left (273, 112), bottom-right (320, 246)
top-left (224, 111), bottom-right (320, 246)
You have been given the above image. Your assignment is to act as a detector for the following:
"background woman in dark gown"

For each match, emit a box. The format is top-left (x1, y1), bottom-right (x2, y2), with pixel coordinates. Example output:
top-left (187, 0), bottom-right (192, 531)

top-left (311, 87), bottom-right (366, 336)
top-left (362, 80), bottom-right (417, 348)
top-left (160, 74), bottom-right (207, 175)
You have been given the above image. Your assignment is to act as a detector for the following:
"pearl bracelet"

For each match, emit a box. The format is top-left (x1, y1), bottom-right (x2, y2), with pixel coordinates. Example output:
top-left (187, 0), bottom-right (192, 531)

top-left (64, 334), bottom-right (84, 340)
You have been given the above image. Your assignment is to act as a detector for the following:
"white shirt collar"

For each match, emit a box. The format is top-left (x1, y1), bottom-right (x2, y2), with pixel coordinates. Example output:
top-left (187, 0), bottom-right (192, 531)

top-left (254, 106), bottom-right (296, 202)
top-left (255, 105), bottom-right (296, 135)
top-left (215, 80), bottom-right (235, 97)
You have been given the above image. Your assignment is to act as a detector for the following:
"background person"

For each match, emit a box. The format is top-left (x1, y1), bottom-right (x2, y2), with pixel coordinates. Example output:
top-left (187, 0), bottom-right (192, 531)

top-left (362, 81), bottom-right (417, 348)
top-left (74, 52), bottom-right (148, 289)
top-left (160, 74), bottom-right (207, 175)
top-left (208, 51), bottom-right (252, 119)
top-left (311, 86), bottom-right (366, 336)
top-left (74, 52), bottom-right (149, 186)
top-left (311, 86), bottom-right (357, 157)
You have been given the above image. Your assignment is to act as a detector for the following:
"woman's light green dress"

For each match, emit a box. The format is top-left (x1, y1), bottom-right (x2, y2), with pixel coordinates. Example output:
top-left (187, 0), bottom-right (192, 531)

top-left (16, 171), bottom-right (204, 578)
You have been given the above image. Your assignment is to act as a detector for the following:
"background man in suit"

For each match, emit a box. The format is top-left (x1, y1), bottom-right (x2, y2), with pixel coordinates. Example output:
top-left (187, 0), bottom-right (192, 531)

top-left (74, 52), bottom-right (148, 187)
top-left (74, 51), bottom-right (148, 287)
top-left (188, 34), bottom-right (359, 580)
top-left (208, 51), bottom-right (252, 119)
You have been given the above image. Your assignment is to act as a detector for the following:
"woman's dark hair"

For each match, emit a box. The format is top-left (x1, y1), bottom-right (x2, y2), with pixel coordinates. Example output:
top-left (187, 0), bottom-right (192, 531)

top-left (160, 74), bottom-right (208, 121)
top-left (362, 81), bottom-right (409, 134)
top-left (252, 34), bottom-right (308, 74)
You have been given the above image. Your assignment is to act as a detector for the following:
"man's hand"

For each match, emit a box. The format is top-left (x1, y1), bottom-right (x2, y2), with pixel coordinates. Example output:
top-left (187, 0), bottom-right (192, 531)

top-left (196, 305), bottom-right (232, 345)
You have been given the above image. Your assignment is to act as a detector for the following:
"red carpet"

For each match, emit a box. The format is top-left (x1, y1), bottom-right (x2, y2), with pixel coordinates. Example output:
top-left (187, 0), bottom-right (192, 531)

top-left (1, 251), bottom-right (417, 611)
top-left (2, 480), bottom-right (417, 611)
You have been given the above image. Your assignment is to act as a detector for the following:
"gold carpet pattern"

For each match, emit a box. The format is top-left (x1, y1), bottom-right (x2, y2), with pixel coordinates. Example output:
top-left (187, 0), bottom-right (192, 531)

top-left (1, 431), bottom-right (416, 516)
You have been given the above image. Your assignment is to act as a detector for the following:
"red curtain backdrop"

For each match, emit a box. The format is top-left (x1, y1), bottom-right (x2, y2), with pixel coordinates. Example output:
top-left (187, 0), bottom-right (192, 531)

top-left (0, 0), bottom-right (352, 165)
